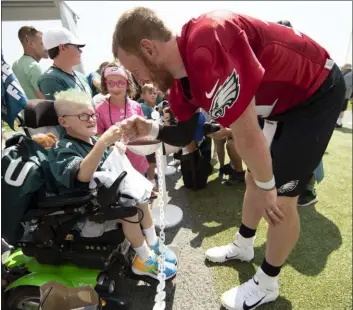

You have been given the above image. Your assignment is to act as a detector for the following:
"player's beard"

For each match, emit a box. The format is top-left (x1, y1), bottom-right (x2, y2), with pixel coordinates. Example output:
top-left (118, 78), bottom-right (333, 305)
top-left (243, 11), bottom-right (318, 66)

top-left (142, 55), bottom-right (174, 93)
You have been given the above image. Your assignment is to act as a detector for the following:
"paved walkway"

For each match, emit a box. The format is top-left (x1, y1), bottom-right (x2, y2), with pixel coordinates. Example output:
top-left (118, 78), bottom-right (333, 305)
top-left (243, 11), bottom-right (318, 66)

top-left (343, 110), bottom-right (352, 127)
top-left (121, 167), bottom-right (220, 310)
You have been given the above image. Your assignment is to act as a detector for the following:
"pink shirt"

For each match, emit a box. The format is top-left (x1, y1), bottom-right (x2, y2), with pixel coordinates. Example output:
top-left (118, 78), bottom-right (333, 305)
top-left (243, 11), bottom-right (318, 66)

top-left (96, 97), bottom-right (149, 175)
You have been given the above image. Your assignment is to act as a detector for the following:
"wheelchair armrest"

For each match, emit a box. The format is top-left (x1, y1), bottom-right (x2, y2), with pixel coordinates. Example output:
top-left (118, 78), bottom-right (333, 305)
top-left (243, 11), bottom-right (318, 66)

top-left (97, 171), bottom-right (127, 208)
top-left (88, 206), bottom-right (138, 222)
top-left (37, 191), bottom-right (94, 209)
top-left (22, 204), bottom-right (90, 222)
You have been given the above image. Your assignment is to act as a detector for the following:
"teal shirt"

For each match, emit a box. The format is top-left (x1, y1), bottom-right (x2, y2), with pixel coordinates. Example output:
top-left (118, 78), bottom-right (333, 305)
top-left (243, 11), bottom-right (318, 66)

top-left (48, 135), bottom-right (110, 192)
top-left (12, 55), bottom-right (44, 100)
top-left (138, 99), bottom-right (154, 120)
top-left (38, 67), bottom-right (93, 138)
top-left (38, 66), bottom-right (92, 100)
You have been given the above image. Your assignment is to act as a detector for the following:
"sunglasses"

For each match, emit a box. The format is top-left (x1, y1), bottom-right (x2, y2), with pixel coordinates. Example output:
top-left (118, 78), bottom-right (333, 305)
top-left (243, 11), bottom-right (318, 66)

top-left (63, 44), bottom-right (82, 51)
top-left (62, 112), bottom-right (100, 121)
top-left (106, 80), bottom-right (127, 88)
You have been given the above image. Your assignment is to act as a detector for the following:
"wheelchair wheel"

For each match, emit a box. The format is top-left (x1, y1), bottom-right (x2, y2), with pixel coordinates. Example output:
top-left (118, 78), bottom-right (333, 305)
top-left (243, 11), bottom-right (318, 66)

top-left (7, 286), bottom-right (40, 310)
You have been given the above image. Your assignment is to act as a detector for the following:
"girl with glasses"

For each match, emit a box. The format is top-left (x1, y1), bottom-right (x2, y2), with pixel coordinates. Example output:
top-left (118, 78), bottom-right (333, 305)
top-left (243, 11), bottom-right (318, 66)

top-left (95, 62), bottom-right (149, 176)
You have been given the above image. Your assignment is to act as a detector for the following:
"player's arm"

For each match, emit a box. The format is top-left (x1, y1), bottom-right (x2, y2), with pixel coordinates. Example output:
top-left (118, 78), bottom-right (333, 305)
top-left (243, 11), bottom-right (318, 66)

top-left (152, 85), bottom-right (200, 146)
top-left (229, 98), bottom-right (273, 184)
top-left (190, 23), bottom-right (274, 188)
top-left (121, 113), bottom-right (200, 147)
top-left (153, 112), bottom-right (200, 146)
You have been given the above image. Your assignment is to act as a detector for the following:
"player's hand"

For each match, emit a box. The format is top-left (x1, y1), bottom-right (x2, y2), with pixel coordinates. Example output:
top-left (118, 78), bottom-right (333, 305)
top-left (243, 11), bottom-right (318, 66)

top-left (256, 188), bottom-right (284, 226)
top-left (99, 125), bottom-right (122, 145)
top-left (120, 115), bottom-right (153, 141)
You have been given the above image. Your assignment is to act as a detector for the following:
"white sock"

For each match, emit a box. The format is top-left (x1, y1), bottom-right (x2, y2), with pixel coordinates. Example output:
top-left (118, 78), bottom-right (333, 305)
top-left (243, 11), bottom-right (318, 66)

top-left (337, 118), bottom-right (343, 125)
top-left (257, 267), bottom-right (279, 283)
top-left (236, 232), bottom-right (255, 247)
top-left (134, 240), bottom-right (152, 261)
top-left (143, 225), bottom-right (158, 246)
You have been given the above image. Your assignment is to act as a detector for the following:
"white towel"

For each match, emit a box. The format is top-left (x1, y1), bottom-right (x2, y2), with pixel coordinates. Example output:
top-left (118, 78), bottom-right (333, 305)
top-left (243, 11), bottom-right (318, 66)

top-left (89, 148), bottom-right (153, 203)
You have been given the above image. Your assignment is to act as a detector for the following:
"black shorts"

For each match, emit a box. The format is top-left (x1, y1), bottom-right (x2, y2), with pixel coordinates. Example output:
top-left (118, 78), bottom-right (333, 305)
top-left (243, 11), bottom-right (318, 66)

top-left (257, 64), bottom-right (345, 197)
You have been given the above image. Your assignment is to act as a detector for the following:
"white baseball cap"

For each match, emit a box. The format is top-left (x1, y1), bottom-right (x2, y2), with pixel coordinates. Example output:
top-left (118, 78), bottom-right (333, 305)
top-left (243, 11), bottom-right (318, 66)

top-left (43, 27), bottom-right (86, 50)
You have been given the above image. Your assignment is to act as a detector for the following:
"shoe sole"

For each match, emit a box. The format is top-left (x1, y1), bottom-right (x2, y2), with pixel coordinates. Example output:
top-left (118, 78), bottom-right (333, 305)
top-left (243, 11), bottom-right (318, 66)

top-left (221, 295), bottom-right (278, 310)
top-left (131, 267), bottom-right (176, 280)
top-left (297, 198), bottom-right (318, 207)
top-left (205, 255), bottom-right (253, 263)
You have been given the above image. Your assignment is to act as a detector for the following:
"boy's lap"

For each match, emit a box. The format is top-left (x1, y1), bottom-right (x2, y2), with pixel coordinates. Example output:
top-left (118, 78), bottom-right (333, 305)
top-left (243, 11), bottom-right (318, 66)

top-left (79, 219), bottom-right (119, 238)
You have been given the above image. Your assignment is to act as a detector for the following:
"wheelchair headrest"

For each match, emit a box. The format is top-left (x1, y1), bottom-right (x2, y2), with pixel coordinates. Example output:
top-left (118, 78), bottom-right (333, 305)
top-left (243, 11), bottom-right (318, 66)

top-left (24, 100), bottom-right (59, 128)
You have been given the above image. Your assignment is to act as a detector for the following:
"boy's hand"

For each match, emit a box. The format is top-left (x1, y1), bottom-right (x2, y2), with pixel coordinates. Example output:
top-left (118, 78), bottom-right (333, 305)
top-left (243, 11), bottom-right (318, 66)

top-left (120, 115), bottom-right (153, 141)
top-left (99, 125), bottom-right (122, 146)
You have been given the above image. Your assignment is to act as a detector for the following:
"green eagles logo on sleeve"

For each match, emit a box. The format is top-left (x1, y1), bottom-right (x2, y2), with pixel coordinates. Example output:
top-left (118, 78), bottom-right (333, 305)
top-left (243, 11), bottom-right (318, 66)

top-left (209, 69), bottom-right (240, 119)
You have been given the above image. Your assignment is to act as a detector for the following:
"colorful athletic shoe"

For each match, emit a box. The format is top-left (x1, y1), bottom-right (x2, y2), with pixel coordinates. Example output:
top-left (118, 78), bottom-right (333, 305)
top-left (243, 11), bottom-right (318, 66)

top-left (131, 253), bottom-right (177, 280)
top-left (150, 238), bottom-right (178, 265)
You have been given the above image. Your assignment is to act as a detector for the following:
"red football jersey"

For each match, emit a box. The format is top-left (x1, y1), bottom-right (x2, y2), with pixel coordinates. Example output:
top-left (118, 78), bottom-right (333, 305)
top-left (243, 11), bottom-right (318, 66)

top-left (169, 11), bottom-right (333, 127)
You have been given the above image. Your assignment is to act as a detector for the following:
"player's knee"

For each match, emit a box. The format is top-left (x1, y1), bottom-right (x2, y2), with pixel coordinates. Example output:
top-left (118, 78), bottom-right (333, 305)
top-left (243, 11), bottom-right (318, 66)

top-left (277, 196), bottom-right (299, 216)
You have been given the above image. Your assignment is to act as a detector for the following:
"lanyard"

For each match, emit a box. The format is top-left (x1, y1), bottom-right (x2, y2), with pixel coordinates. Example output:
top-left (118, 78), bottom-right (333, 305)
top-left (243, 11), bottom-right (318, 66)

top-left (51, 66), bottom-right (88, 94)
top-left (108, 96), bottom-right (128, 126)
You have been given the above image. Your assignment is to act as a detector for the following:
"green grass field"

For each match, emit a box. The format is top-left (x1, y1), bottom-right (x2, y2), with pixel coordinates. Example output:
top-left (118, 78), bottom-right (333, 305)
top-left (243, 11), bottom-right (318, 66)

top-left (186, 129), bottom-right (352, 310)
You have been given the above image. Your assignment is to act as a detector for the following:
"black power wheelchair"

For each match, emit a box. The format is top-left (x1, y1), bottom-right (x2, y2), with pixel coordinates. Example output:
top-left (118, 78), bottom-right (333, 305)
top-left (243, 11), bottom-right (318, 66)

top-left (1, 100), bottom-right (154, 310)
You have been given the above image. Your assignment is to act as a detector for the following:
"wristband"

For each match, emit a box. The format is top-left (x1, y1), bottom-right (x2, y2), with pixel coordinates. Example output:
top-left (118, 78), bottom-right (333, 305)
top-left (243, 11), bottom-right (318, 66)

top-left (148, 121), bottom-right (160, 140)
top-left (254, 176), bottom-right (276, 190)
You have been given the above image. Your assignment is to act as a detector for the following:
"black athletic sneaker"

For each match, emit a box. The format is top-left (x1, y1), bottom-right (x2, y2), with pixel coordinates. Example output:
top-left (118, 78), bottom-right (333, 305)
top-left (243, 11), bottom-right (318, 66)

top-left (219, 163), bottom-right (234, 179)
top-left (335, 123), bottom-right (343, 128)
top-left (225, 170), bottom-right (245, 185)
top-left (297, 191), bottom-right (318, 207)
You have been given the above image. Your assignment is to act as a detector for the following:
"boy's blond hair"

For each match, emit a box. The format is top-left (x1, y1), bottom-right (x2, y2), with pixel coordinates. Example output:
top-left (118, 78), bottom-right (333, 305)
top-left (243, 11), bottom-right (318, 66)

top-left (54, 89), bottom-right (92, 116)
top-left (141, 83), bottom-right (156, 94)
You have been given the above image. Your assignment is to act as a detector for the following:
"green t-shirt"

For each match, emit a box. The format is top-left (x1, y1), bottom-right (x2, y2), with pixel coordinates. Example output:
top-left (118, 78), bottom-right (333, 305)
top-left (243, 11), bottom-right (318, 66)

top-left (12, 55), bottom-right (44, 100)
top-left (48, 135), bottom-right (110, 192)
top-left (138, 99), bottom-right (154, 120)
top-left (38, 66), bottom-right (92, 100)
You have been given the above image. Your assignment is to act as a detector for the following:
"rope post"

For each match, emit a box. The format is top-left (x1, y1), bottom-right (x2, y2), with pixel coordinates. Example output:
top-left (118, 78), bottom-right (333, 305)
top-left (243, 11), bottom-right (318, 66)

top-left (153, 142), bottom-right (167, 310)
